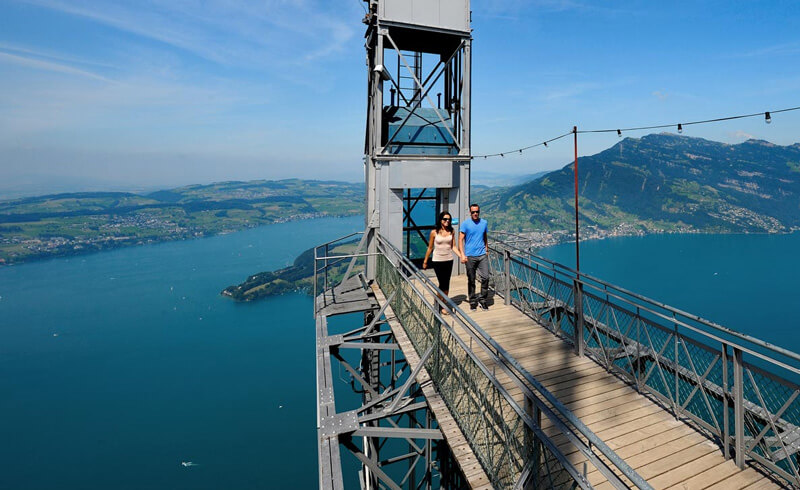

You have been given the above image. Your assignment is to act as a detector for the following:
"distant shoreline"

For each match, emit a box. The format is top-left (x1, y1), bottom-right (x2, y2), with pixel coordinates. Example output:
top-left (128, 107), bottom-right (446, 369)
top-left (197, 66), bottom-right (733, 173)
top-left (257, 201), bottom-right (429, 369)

top-left (0, 179), bottom-right (364, 267)
top-left (220, 223), bottom-right (800, 302)
top-left (0, 212), bottom-right (360, 267)
top-left (4, 208), bottom-right (797, 269)
top-left (503, 225), bottom-right (800, 255)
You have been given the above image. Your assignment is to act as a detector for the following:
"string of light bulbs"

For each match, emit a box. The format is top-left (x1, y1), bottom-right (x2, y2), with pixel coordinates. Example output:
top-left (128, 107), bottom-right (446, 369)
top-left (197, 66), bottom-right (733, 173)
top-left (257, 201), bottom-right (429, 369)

top-left (473, 105), bottom-right (800, 160)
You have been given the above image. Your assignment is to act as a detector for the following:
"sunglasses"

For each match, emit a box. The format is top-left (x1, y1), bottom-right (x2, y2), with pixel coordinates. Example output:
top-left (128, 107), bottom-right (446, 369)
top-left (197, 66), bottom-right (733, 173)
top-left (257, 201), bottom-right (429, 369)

top-left (470, 210), bottom-right (480, 214)
top-left (442, 218), bottom-right (451, 221)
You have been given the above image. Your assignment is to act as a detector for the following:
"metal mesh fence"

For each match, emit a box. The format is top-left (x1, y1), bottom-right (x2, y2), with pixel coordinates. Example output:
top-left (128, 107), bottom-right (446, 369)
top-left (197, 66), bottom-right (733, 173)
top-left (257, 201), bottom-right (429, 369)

top-left (741, 362), bottom-right (800, 481)
top-left (376, 252), bottom-right (581, 489)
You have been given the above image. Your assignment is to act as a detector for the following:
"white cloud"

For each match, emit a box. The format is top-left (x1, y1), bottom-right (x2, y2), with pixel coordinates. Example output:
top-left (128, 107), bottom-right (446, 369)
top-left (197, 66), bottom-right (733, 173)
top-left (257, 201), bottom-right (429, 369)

top-left (0, 42), bottom-right (119, 70)
top-left (0, 67), bottom-right (274, 148)
top-left (18, 0), bottom-right (360, 69)
top-left (473, 0), bottom-right (637, 18)
top-left (0, 51), bottom-right (111, 82)
top-left (0, 0), bottom-right (363, 158)
top-left (730, 130), bottom-right (755, 141)
top-left (541, 82), bottom-right (603, 101)
top-left (730, 42), bottom-right (800, 59)
top-left (537, 77), bottom-right (635, 102)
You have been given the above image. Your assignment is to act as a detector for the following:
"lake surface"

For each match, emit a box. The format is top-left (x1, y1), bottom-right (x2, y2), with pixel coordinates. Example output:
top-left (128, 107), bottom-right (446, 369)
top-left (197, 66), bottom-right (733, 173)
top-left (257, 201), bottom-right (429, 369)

top-left (0, 216), bottom-right (362, 490)
top-left (538, 232), bottom-right (800, 350)
top-left (2, 222), bottom-right (799, 489)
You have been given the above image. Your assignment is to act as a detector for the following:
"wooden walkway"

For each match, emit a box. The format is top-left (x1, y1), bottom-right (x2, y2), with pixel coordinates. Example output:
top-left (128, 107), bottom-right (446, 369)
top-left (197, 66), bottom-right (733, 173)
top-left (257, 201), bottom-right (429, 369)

top-left (416, 274), bottom-right (785, 489)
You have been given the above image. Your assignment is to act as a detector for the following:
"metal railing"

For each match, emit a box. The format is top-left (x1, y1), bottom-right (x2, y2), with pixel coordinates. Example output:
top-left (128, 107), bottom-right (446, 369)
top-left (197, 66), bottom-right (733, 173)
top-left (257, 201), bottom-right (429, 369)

top-left (488, 234), bottom-right (800, 486)
top-left (371, 234), bottom-right (650, 489)
top-left (312, 231), bottom-right (377, 316)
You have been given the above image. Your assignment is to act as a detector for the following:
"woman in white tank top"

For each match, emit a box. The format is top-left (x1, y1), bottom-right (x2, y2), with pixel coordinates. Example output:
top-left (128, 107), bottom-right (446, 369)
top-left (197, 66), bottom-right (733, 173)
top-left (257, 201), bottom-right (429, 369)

top-left (423, 211), bottom-right (466, 315)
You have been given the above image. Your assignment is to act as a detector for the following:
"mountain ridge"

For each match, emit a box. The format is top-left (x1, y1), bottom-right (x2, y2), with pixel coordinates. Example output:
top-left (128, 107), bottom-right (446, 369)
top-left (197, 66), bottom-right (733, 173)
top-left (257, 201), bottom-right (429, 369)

top-left (481, 133), bottom-right (800, 234)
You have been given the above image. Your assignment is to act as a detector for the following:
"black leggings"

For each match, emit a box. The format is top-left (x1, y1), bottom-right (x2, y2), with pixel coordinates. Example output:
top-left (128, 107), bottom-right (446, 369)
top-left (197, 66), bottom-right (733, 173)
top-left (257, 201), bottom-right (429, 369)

top-left (431, 260), bottom-right (453, 292)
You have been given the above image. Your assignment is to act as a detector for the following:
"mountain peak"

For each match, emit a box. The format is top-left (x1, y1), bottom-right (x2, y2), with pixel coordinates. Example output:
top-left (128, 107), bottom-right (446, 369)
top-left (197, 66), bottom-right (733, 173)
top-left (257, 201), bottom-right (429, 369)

top-left (742, 138), bottom-right (777, 147)
top-left (483, 133), bottom-right (800, 233)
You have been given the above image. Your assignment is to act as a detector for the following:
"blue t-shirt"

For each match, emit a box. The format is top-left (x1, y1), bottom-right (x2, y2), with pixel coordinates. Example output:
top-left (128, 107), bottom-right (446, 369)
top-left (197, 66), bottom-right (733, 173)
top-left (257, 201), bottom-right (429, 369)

top-left (461, 218), bottom-right (488, 257)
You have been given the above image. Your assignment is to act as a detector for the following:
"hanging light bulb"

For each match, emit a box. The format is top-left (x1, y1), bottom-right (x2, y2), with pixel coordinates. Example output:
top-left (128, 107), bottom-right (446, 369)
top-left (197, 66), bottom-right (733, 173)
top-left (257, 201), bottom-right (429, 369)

top-left (543, 141), bottom-right (548, 147)
top-left (519, 149), bottom-right (522, 154)
top-left (617, 129), bottom-right (622, 137)
top-left (500, 153), bottom-right (505, 157)
top-left (677, 123), bottom-right (683, 134)
top-left (765, 111), bottom-right (772, 124)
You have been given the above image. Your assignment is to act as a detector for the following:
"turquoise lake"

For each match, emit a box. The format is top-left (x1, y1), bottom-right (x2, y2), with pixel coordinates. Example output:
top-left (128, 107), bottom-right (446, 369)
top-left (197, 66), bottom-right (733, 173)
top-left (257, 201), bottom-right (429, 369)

top-left (0, 216), bottom-right (362, 490)
top-left (2, 221), bottom-right (799, 489)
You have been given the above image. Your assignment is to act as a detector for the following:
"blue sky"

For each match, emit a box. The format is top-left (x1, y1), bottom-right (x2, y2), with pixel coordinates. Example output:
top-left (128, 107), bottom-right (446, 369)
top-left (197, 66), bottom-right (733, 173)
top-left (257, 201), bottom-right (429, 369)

top-left (1, 0), bottom-right (799, 197)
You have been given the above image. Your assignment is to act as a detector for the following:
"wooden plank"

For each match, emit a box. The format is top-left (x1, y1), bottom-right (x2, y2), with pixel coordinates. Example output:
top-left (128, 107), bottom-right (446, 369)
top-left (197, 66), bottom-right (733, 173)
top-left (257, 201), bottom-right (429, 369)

top-left (702, 466), bottom-right (776, 490)
top-left (605, 423), bottom-right (693, 454)
top-left (591, 440), bottom-right (717, 489)
top-left (547, 410), bottom-right (670, 455)
top-left (512, 350), bottom-right (598, 374)
top-left (648, 453), bottom-right (731, 488)
top-left (545, 369), bottom-right (620, 394)
top-left (743, 477), bottom-right (789, 490)
top-left (534, 360), bottom-right (608, 383)
top-left (591, 409), bottom-right (673, 440)
top-left (554, 383), bottom-right (633, 406)
top-left (562, 391), bottom-right (650, 419)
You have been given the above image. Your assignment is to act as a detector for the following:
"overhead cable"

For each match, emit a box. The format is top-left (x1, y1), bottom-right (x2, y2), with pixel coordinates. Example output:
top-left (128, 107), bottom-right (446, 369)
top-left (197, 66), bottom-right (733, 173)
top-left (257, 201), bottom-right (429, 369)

top-left (472, 105), bottom-right (800, 159)
top-left (479, 131), bottom-right (573, 159)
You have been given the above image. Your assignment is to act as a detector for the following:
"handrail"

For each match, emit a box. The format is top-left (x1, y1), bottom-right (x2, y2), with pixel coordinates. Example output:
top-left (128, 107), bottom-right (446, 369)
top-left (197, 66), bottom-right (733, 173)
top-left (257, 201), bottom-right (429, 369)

top-left (313, 231), bottom-right (364, 249)
top-left (374, 233), bottom-right (651, 489)
top-left (312, 232), bottom-right (365, 316)
top-left (500, 252), bottom-right (800, 375)
top-left (490, 234), bottom-right (800, 364)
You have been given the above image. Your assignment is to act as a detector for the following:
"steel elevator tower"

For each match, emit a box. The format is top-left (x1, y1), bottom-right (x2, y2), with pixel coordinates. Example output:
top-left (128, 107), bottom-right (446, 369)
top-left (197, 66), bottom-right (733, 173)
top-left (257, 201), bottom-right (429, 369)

top-left (364, 0), bottom-right (472, 278)
top-left (314, 4), bottom-right (475, 488)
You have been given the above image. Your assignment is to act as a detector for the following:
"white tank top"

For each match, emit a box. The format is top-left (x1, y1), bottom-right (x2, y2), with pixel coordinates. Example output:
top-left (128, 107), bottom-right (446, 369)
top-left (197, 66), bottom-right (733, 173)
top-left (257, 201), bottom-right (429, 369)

top-left (432, 231), bottom-right (454, 262)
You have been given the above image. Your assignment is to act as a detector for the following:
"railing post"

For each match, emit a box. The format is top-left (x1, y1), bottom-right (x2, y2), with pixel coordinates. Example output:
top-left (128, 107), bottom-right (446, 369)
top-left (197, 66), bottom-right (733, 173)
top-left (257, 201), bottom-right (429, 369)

top-left (573, 279), bottom-right (584, 357)
top-left (426, 410), bottom-right (433, 490)
top-left (733, 346), bottom-right (745, 468)
top-left (722, 342), bottom-right (730, 460)
top-left (504, 248), bottom-right (511, 306)
top-left (635, 308), bottom-right (641, 393)
top-left (673, 316), bottom-right (679, 419)
top-left (324, 243), bottom-right (330, 302)
top-left (524, 396), bottom-right (541, 487)
top-left (524, 395), bottom-right (533, 448)
top-left (313, 247), bottom-right (318, 317)
top-left (433, 312), bottom-right (442, 381)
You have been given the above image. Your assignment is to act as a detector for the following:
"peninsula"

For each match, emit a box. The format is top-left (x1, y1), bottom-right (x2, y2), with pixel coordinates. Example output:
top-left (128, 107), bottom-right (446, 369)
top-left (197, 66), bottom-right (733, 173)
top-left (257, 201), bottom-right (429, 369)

top-left (222, 240), bottom-right (358, 301)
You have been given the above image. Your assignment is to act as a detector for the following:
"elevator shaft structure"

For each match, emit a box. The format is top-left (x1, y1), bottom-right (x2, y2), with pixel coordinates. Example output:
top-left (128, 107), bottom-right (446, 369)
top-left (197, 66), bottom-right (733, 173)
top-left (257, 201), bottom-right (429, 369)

top-left (364, 0), bottom-right (472, 277)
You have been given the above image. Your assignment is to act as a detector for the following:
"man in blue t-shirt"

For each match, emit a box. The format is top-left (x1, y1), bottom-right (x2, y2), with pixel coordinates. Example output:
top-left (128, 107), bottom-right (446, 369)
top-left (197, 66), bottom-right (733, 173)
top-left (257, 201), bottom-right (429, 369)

top-left (459, 203), bottom-right (489, 311)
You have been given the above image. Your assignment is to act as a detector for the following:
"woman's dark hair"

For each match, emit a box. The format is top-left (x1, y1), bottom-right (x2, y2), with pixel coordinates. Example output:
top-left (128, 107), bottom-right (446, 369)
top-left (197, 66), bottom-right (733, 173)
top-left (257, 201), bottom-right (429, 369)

top-left (435, 211), bottom-right (454, 233)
